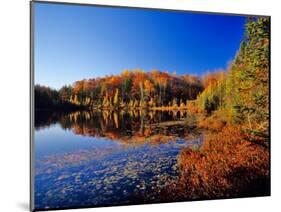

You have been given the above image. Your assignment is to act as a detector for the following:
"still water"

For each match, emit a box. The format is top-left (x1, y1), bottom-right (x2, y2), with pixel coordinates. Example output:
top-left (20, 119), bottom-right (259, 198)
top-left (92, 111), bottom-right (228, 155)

top-left (34, 110), bottom-right (203, 209)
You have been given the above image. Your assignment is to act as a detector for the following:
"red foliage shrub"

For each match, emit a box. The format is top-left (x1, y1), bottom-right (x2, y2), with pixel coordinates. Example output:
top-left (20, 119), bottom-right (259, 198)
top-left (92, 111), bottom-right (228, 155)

top-left (172, 126), bottom-right (270, 199)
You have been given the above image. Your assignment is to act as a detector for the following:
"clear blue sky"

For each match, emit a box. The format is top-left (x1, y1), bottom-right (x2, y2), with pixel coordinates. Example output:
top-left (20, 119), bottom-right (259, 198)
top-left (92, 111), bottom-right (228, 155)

top-left (34, 2), bottom-right (247, 89)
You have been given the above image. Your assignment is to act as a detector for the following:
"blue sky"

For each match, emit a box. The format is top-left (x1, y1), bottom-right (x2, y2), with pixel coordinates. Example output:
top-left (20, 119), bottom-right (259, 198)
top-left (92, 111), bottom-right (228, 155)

top-left (34, 2), bottom-right (247, 89)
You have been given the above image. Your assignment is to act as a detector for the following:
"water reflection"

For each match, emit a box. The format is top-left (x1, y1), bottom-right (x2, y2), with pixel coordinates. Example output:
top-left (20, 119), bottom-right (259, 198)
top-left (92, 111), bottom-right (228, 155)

top-left (34, 110), bottom-right (203, 209)
top-left (36, 110), bottom-right (199, 144)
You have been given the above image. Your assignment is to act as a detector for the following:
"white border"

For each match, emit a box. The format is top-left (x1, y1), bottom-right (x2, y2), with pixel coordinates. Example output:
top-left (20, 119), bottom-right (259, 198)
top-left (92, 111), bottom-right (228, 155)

top-left (0, 0), bottom-right (280, 212)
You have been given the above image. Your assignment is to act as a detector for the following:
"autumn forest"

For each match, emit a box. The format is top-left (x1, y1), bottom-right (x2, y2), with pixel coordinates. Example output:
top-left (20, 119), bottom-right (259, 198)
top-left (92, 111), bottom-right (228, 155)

top-left (34, 16), bottom-right (270, 207)
top-left (36, 17), bottom-right (269, 141)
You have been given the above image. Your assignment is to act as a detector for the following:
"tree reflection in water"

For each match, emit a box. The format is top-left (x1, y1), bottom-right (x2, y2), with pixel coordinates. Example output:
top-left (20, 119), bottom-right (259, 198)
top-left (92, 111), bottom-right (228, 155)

top-left (36, 109), bottom-right (201, 145)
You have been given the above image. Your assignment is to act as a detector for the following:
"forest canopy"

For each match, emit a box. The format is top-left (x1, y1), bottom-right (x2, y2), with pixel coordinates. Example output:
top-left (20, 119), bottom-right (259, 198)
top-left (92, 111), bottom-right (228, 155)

top-left (35, 70), bottom-right (204, 110)
top-left (195, 17), bottom-right (270, 143)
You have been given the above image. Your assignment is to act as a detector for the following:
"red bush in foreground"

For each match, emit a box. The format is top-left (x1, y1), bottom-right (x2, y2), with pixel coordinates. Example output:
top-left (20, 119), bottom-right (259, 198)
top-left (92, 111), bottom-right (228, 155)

top-left (167, 126), bottom-right (269, 200)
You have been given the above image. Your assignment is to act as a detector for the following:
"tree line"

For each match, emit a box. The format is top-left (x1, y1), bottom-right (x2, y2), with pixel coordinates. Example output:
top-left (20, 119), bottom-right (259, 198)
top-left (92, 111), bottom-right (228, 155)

top-left (35, 85), bottom-right (85, 111)
top-left (35, 70), bottom-right (204, 110)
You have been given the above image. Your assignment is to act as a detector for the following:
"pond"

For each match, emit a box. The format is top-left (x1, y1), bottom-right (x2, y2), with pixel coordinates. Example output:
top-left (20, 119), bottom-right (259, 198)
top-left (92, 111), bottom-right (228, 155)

top-left (34, 110), bottom-right (203, 209)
